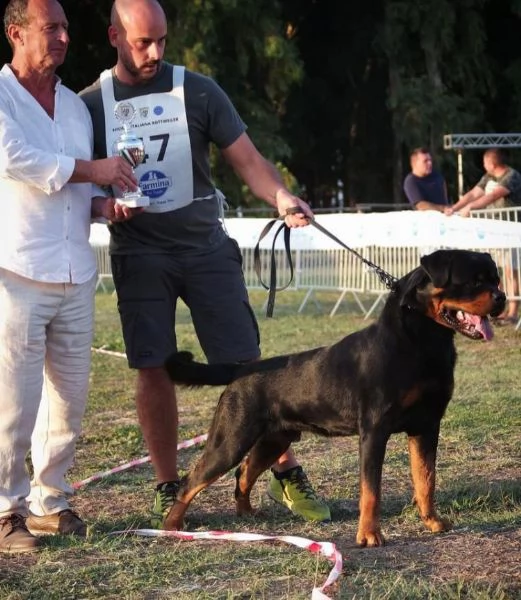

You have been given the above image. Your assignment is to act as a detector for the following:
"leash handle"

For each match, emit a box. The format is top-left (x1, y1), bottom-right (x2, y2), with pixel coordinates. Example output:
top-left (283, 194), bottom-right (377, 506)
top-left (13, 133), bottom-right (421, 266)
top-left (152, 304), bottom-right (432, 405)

top-left (253, 216), bottom-right (295, 318)
top-left (253, 209), bottom-right (399, 318)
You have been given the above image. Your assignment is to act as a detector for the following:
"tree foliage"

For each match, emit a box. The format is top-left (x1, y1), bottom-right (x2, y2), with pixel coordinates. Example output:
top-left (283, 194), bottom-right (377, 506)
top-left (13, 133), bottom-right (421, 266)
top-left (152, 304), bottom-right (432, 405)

top-left (1, 0), bottom-right (521, 207)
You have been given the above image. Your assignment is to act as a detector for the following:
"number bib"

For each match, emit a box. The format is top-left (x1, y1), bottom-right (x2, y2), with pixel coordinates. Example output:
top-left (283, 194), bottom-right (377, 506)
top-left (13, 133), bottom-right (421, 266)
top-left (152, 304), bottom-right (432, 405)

top-left (100, 66), bottom-right (195, 213)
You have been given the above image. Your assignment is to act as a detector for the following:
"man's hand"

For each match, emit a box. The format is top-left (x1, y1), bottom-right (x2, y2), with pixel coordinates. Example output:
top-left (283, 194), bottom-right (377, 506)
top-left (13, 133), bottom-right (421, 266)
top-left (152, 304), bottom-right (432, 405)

top-left (90, 157), bottom-right (138, 190)
top-left (91, 196), bottom-right (144, 222)
top-left (275, 188), bottom-right (313, 228)
top-left (73, 157), bottom-right (137, 190)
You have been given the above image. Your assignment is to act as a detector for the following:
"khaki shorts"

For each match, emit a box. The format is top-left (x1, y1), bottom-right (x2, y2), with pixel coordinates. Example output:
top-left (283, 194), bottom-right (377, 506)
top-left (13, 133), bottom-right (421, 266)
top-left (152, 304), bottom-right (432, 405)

top-left (111, 237), bottom-right (260, 368)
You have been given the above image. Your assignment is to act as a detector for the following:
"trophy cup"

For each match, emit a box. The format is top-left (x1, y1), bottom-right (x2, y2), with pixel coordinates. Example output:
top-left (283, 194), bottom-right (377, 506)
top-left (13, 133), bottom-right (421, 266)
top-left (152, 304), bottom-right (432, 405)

top-left (112, 101), bottom-right (149, 208)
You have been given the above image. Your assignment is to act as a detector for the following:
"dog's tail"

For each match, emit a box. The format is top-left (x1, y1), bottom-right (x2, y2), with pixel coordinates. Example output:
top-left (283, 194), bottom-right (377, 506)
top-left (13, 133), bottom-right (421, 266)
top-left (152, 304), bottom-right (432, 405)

top-left (164, 351), bottom-right (242, 387)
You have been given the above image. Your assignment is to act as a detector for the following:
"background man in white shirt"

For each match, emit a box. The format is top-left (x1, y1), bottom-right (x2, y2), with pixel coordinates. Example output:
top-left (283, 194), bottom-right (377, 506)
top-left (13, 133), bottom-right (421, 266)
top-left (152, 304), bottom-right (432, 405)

top-left (0, 0), bottom-right (139, 554)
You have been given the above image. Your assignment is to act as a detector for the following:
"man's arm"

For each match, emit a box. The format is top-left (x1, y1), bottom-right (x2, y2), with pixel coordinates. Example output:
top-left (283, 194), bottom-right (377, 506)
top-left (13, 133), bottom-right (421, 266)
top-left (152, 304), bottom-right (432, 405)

top-left (455, 184), bottom-right (509, 217)
top-left (0, 102), bottom-right (136, 193)
top-left (445, 185), bottom-right (484, 215)
top-left (414, 200), bottom-right (446, 213)
top-left (403, 176), bottom-right (446, 212)
top-left (221, 132), bottom-right (313, 227)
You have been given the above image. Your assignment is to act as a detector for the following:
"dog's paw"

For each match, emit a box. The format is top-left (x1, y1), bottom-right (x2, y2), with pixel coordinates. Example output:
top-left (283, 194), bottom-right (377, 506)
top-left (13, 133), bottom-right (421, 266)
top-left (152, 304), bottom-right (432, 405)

top-left (422, 513), bottom-right (452, 533)
top-left (236, 497), bottom-right (255, 516)
top-left (163, 503), bottom-right (186, 531)
top-left (356, 528), bottom-right (386, 547)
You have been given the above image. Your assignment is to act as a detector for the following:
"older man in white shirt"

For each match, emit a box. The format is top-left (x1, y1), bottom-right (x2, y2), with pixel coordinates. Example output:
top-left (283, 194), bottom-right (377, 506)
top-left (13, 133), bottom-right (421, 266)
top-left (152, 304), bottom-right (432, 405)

top-left (0, 0), bottom-right (139, 553)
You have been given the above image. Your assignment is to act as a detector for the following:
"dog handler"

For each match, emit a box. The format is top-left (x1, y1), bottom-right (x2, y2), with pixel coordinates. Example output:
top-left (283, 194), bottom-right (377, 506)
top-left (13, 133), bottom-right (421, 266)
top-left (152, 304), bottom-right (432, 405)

top-left (80, 0), bottom-right (331, 527)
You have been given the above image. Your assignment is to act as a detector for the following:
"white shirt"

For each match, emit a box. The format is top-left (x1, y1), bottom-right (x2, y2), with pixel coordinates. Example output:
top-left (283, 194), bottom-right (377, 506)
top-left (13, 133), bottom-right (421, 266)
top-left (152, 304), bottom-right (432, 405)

top-left (0, 64), bottom-right (97, 284)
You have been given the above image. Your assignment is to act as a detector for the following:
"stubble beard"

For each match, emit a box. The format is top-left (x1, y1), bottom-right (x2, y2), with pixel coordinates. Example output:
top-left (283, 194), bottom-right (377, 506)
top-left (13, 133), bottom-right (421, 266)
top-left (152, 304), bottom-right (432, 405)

top-left (120, 52), bottom-right (160, 84)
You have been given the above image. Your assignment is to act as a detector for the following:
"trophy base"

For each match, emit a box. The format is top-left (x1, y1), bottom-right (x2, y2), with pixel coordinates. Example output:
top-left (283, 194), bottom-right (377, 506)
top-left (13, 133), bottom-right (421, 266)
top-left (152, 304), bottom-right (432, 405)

top-left (116, 194), bottom-right (150, 208)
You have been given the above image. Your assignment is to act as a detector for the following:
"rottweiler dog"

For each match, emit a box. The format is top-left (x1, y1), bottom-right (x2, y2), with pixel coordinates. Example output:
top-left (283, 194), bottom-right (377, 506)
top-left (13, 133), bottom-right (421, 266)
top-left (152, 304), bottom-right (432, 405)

top-left (164, 249), bottom-right (505, 546)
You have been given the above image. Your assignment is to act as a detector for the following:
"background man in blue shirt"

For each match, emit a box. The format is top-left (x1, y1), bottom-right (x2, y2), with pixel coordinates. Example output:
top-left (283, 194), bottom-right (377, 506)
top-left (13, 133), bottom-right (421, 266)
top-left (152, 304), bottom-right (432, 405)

top-left (403, 147), bottom-right (448, 212)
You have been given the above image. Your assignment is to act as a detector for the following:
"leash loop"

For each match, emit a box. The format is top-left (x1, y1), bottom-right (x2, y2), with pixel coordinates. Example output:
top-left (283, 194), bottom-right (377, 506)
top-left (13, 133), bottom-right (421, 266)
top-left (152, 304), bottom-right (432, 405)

top-left (253, 217), bottom-right (294, 318)
top-left (254, 209), bottom-right (398, 317)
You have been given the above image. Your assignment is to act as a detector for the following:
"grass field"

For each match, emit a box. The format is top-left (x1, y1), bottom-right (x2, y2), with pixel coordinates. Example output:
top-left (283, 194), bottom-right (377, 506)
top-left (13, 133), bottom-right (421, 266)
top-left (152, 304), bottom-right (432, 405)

top-left (0, 289), bottom-right (520, 599)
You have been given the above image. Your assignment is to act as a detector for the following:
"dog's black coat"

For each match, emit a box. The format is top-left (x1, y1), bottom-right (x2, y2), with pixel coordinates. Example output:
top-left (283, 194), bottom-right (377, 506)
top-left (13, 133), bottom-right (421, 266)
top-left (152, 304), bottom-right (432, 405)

top-left (164, 250), bottom-right (505, 546)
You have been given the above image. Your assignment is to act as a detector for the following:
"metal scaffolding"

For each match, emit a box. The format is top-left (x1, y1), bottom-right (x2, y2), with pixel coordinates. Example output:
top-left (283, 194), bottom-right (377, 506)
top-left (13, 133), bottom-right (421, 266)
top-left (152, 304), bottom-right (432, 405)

top-left (443, 133), bottom-right (521, 149)
top-left (443, 133), bottom-right (521, 196)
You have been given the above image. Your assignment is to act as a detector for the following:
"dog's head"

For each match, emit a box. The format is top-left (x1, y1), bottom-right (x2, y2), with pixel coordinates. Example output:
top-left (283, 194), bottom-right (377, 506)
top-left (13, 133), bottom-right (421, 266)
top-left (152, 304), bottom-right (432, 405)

top-left (398, 249), bottom-right (506, 340)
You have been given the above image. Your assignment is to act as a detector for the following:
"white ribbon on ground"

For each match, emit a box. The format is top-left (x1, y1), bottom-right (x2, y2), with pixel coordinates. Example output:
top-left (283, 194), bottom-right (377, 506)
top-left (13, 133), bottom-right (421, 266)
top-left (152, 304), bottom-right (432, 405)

top-left (109, 528), bottom-right (343, 599)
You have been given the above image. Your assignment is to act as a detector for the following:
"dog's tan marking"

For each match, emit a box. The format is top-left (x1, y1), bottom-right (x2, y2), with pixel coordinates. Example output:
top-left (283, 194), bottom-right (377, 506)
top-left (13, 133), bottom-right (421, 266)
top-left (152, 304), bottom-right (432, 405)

top-left (443, 291), bottom-right (497, 316)
top-left (408, 436), bottom-right (452, 533)
top-left (235, 458), bottom-right (255, 515)
top-left (163, 480), bottom-right (213, 531)
top-left (401, 385), bottom-right (422, 409)
top-left (356, 479), bottom-right (384, 547)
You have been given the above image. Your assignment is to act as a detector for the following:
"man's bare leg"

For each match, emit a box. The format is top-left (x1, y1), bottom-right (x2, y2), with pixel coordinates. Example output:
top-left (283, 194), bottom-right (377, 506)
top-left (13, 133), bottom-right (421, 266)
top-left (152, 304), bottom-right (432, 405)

top-left (136, 367), bottom-right (179, 483)
top-left (271, 449), bottom-right (299, 472)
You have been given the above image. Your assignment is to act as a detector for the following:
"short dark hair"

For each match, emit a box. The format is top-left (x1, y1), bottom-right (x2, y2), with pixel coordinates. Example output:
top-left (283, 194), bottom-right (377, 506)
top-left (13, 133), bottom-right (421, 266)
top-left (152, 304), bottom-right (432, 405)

top-left (410, 147), bottom-right (431, 159)
top-left (484, 148), bottom-right (506, 166)
top-left (3, 0), bottom-right (30, 48)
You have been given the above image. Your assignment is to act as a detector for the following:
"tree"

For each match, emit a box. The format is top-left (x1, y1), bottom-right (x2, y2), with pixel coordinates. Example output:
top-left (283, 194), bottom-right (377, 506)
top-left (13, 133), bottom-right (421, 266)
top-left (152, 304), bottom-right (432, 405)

top-left (378, 0), bottom-right (494, 202)
top-left (162, 0), bottom-right (303, 205)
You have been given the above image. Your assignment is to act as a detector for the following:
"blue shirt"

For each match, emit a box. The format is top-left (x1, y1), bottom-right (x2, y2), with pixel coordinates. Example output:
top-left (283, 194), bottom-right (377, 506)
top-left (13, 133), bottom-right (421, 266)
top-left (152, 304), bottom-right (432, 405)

top-left (403, 171), bottom-right (447, 208)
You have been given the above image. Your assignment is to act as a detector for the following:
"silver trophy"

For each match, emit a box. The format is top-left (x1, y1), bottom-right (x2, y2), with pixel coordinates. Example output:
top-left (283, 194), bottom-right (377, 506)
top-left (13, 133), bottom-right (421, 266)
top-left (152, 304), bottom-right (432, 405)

top-left (112, 101), bottom-right (149, 207)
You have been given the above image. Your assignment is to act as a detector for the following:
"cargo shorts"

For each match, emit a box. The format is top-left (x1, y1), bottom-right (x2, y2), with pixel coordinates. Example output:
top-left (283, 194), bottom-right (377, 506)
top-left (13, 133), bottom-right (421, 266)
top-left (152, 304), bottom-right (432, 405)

top-left (111, 237), bottom-right (260, 368)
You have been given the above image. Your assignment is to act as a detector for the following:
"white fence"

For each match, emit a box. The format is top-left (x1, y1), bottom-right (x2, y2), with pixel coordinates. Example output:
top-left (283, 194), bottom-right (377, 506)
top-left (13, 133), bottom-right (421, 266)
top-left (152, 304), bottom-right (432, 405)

top-left (90, 208), bottom-right (521, 329)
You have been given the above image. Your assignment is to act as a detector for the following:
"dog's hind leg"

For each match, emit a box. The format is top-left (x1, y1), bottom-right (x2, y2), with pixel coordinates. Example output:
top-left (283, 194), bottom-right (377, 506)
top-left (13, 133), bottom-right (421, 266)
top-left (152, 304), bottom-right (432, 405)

top-left (163, 415), bottom-right (265, 530)
top-left (235, 430), bottom-right (300, 515)
top-left (163, 444), bottom-right (253, 531)
top-left (408, 429), bottom-right (452, 533)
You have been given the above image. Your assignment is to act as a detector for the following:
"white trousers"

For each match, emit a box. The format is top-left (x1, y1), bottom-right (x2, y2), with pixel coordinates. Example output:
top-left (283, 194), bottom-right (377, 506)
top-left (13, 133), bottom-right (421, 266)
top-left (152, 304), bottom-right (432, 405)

top-left (0, 268), bottom-right (95, 517)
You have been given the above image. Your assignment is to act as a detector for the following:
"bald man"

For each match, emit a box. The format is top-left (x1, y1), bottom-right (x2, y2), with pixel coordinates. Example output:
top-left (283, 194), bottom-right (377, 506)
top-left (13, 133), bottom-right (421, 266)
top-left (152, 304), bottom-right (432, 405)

top-left (80, 0), bottom-right (331, 529)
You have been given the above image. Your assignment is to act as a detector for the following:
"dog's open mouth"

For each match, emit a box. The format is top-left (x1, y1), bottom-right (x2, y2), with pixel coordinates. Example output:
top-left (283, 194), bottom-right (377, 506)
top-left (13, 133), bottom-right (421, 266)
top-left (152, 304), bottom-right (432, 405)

top-left (441, 309), bottom-right (494, 340)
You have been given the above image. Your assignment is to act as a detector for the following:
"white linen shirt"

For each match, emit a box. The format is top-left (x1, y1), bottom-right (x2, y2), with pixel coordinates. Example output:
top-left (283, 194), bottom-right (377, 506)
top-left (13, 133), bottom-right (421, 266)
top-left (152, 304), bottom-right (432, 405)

top-left (0, 64), bottom-right (97, 284)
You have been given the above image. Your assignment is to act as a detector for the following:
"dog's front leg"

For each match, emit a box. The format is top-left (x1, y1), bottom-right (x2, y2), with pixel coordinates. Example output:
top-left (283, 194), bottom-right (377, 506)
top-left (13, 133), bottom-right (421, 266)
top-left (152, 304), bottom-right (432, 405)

top-left (408, 431), bottom-right (452, 533)
top-left (357, 432), bottom-right (388, 547)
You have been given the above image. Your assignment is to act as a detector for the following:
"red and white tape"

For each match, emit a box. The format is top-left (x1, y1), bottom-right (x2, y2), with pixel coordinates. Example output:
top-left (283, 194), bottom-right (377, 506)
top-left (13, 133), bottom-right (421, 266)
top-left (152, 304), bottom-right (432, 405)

top-left (91, 346), bottom-right (127, 359)
top-left (73, 433), bottom-right (208, 489)
top-left (111, 528), bottom-right (343, 599)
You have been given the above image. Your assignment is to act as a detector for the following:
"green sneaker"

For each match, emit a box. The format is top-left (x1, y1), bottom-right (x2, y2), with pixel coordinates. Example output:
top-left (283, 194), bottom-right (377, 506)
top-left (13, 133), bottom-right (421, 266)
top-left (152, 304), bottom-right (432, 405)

top-left (151, 481), bottom-right (180, 529)
top-left (267, 467), bottom-right (331, 523)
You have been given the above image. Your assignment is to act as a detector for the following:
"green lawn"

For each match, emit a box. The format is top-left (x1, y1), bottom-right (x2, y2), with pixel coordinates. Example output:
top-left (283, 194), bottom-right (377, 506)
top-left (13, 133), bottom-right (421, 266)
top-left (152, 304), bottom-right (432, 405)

top-left (0, 290), bottom-right (519, 599)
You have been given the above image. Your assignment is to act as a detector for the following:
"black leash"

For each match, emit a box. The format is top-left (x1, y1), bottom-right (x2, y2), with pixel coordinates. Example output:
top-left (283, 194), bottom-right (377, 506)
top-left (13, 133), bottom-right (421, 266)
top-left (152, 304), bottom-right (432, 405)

top-left (253, 209), bottom-right (399, 317)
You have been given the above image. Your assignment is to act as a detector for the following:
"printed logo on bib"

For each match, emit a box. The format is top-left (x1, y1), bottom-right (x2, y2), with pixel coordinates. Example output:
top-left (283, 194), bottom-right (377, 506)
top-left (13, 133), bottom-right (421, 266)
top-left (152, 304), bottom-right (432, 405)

top-left (139, 170), bottom-right (172, 198)
top-left (153, 105), bottom-right (164, 116)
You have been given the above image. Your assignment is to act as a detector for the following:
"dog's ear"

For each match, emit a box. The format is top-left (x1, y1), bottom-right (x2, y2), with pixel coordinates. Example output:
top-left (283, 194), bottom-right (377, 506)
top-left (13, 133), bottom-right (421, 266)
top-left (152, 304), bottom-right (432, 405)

top-left (397, 266), bottom-right (431, 308)
top-left (419, 250), bottom-right (452, 287)
top-left (398, 249), bottom-right (451, 308)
